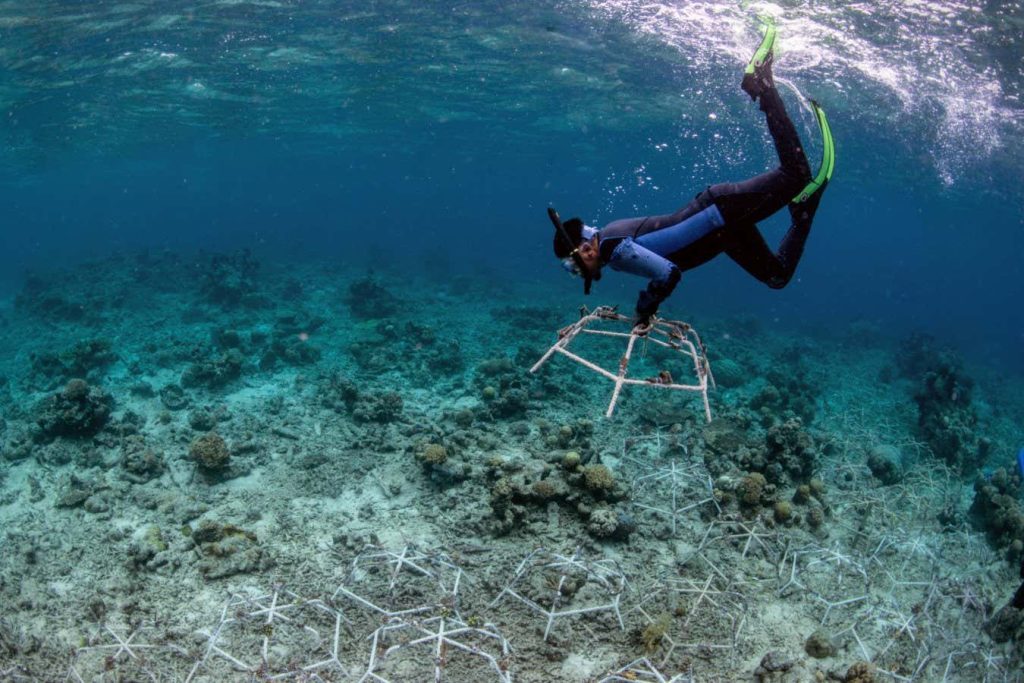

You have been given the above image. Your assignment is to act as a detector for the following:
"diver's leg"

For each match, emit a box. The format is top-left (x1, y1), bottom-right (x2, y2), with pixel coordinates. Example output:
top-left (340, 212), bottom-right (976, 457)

top-left (720, 22), bottom-right (811, 218)
top-left (725, 190), bottom-right (822, 288)
top-left (708, 169), bottom-right (796, 225)
top-left (759, 86), bottom-right (811, 182)
top-left (725, 220), bottom-right (808, 289)
top-left (709, 86), bottom-right (811, 225)
top-left (741, 20), bottom-right (808, 177)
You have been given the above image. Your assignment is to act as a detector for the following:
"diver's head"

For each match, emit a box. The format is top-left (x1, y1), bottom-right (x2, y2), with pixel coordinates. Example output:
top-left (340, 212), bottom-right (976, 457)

top-left (549, 208), bottom-right (601, 294)
top-left (551, 216), bottom-right (583, 260)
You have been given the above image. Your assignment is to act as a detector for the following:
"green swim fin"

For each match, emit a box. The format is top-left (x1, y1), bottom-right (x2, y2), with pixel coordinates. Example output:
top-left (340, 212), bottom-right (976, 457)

top-left (742, 21), bottom-right (777, 100)
top-left (793, 100), bottom-right (835, 204)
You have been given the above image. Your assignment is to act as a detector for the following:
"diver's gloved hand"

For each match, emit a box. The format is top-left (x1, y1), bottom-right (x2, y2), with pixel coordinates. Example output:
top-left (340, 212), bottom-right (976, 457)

top-left (632, 314), bottom-right (653, 336)
top-left (635, 268), bottom-right (680, 328)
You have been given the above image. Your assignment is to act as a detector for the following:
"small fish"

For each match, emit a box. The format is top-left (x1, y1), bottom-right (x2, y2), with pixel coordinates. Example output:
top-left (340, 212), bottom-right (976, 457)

top-left (1017, 447), bottom-right (1024, 478)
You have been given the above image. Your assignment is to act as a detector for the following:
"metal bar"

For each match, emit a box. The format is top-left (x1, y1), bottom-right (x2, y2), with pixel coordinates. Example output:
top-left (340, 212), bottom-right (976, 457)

top-left (530, 309), bottom-right (714, 422)
top-left (606, 333), bottom-right (639, 418)
top-left (554, 347), bottom-right (619, 382)
top-left (530, 322), bottom-right (586, 373)
top-left (617, 378), bottom-right (703, 391)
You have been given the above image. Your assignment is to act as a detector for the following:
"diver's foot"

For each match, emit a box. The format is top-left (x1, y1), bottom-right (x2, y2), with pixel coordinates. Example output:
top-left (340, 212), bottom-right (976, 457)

top-left (741, 22), bottom-right (777, 100)
top-left (789, 187), bottom-right (822, 225)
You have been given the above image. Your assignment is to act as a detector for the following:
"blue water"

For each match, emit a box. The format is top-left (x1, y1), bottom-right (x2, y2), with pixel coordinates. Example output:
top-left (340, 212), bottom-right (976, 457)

top-left (1, 0), bottom-right (1022, 368)
top-left (2, 3), bottom-right (1024, 680)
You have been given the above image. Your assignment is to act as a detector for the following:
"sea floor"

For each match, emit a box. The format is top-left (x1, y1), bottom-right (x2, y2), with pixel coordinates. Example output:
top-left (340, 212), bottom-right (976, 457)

top-left (0, 250), bottom-right (1022, 682)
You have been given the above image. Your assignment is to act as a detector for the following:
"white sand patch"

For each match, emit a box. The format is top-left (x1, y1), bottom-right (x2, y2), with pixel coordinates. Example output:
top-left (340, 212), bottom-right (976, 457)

top-left (758, 598), bottom-right (821, 660)
top-left (225, 374), bottom-right (300, 408)
top-left (222, 466), bottom-right (266, 491)
top-left (561, 651), bottom-right (617, 679)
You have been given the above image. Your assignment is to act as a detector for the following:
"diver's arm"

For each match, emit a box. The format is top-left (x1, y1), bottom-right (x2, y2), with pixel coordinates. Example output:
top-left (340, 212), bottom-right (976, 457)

top-left (606, 238), bottom-right (682, 322)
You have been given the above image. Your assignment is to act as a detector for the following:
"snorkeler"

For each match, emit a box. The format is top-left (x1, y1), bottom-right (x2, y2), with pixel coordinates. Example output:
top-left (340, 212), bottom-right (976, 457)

top-left (550, 23), bottom-right (835, 329)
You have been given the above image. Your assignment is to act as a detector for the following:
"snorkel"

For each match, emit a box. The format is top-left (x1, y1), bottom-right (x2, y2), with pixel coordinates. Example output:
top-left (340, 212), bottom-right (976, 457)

top-left (548, 207), bottom-right (595, 295)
